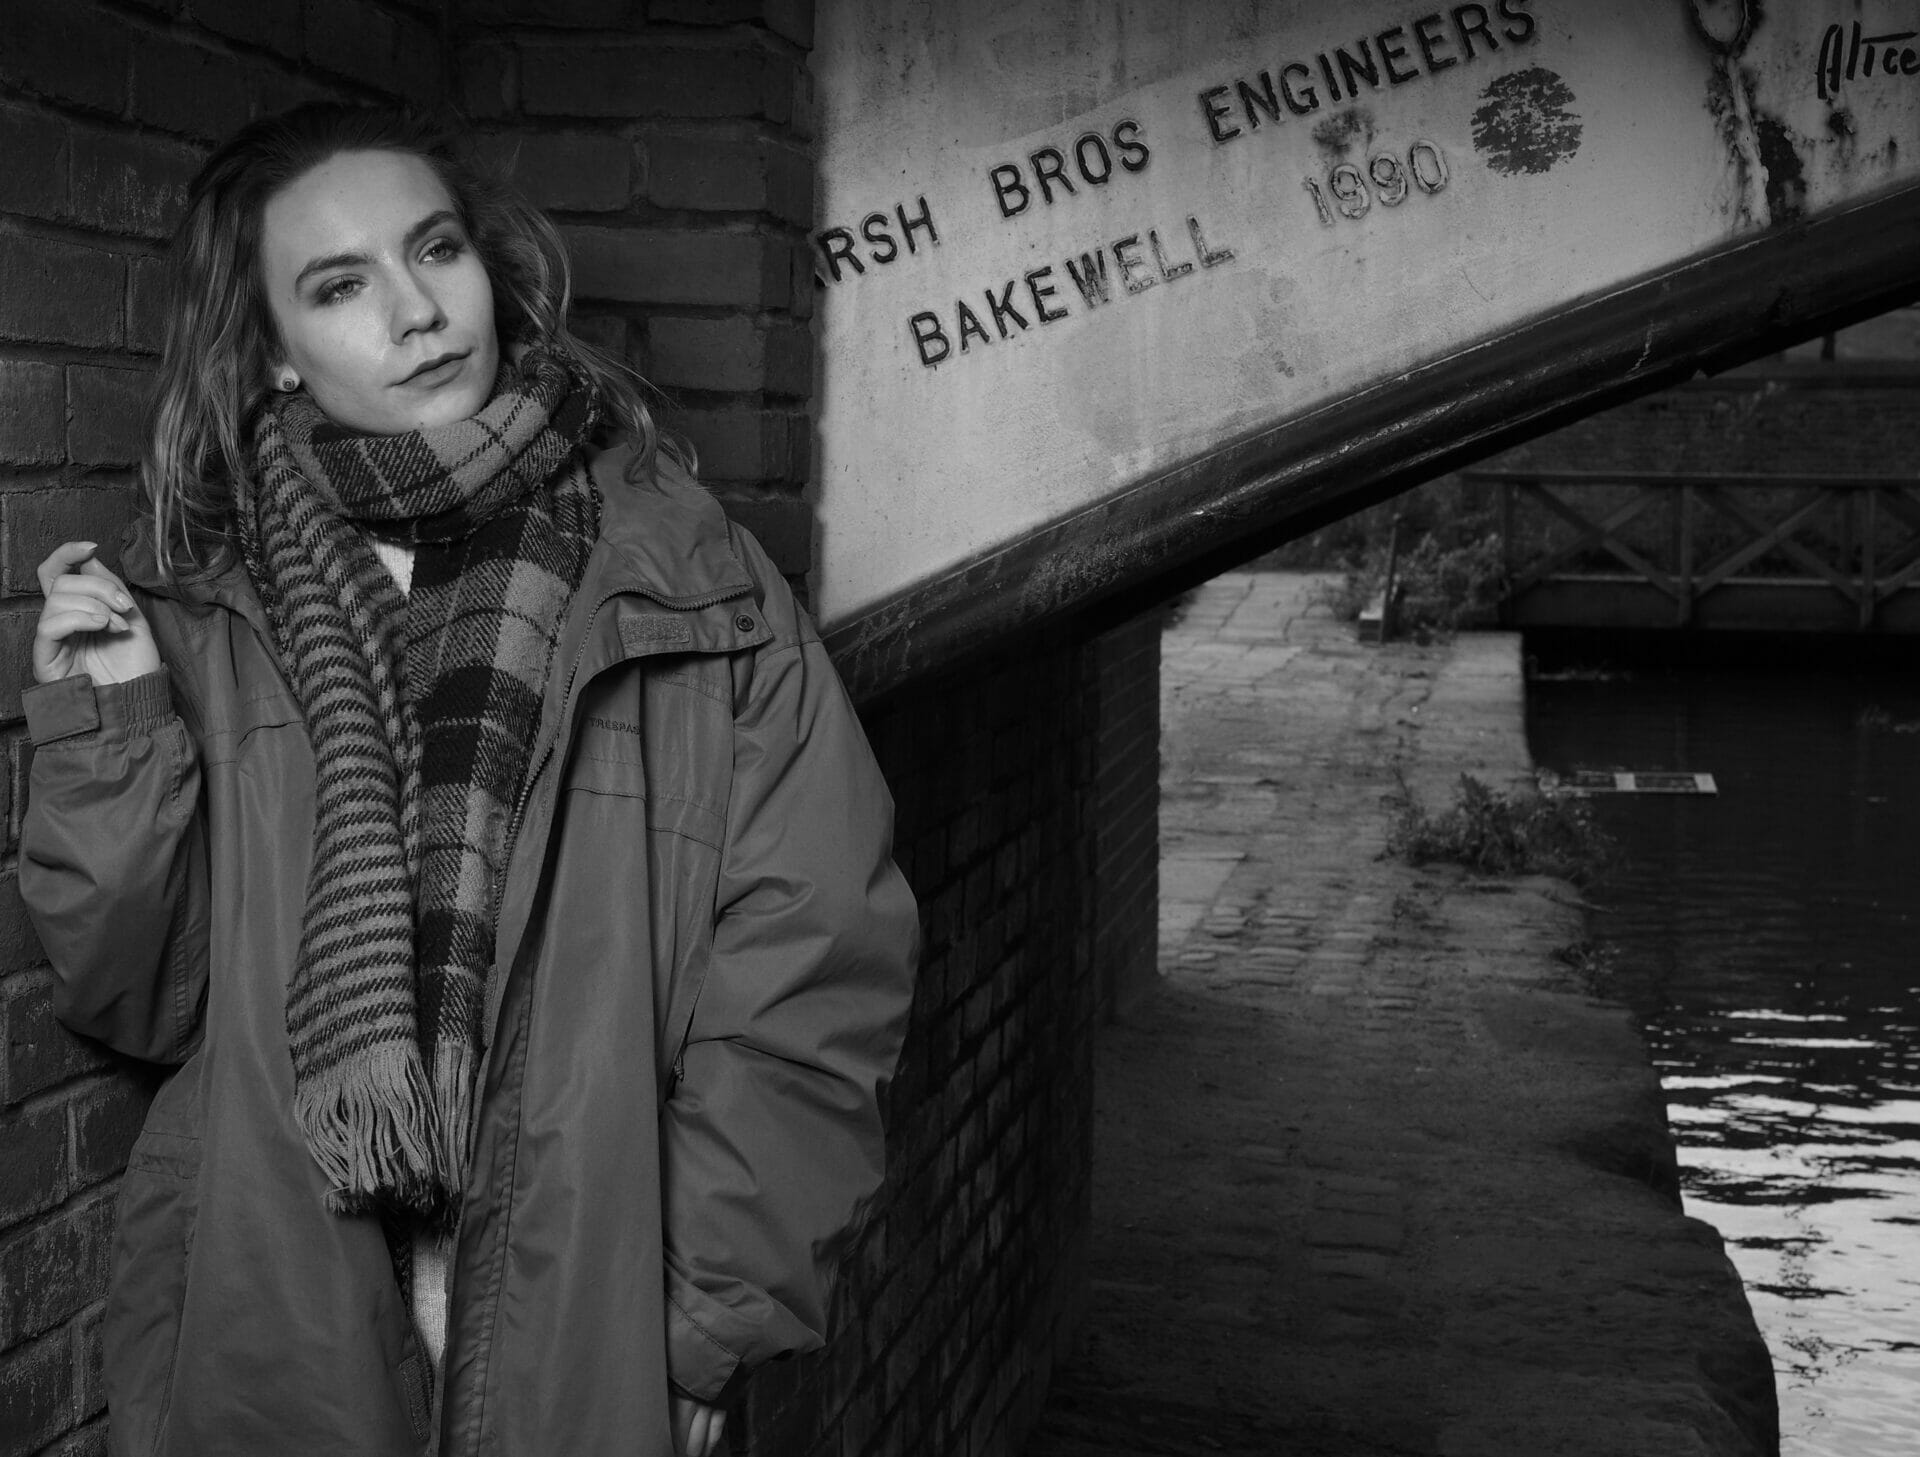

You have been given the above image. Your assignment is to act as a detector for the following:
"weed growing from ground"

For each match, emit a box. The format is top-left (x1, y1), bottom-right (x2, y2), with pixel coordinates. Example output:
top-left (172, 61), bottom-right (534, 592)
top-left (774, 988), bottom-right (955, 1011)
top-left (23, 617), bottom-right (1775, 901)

top-left (1316, 533), bottom-right (1507, 641)
top-left (1388, 773), bottom-right (1611, 883)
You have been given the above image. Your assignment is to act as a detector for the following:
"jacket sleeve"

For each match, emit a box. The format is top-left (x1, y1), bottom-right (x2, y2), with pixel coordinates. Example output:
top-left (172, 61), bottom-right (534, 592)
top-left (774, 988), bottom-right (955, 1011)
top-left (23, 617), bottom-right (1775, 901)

top-left (659, 541), bottom-right (919, 1404)
top-left (18, 668), bottom-right (209, 1064)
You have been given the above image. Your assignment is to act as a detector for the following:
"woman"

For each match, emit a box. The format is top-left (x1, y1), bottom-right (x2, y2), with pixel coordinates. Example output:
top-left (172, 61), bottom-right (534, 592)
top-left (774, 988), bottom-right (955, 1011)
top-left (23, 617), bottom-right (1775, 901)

top-left (20, 104), bottom-right (917, 1457)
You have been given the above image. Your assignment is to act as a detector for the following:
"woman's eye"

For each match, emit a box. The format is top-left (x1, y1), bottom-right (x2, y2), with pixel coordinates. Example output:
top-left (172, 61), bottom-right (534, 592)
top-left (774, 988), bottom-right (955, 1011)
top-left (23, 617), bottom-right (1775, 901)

top-left (422, 237), bottom-right (462, 263)
top-left (316, 277), bottom-right (361, 305)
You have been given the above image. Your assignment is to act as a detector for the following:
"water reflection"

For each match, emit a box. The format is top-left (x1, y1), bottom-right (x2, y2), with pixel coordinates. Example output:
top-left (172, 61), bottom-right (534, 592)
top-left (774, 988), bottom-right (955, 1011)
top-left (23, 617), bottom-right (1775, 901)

top-left (1528, 660), bottom-right (1920, 1457)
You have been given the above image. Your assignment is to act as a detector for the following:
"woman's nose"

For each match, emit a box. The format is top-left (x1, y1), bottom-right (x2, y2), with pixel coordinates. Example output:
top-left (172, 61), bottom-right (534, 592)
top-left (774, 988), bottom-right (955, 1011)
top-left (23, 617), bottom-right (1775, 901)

top-left (391, 270), bottom-right (445, 339)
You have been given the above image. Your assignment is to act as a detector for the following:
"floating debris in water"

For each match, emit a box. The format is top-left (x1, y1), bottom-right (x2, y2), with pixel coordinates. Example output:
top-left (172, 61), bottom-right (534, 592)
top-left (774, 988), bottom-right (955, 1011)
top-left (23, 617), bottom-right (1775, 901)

top-left (1550, 769), bottom-right (1718, 795)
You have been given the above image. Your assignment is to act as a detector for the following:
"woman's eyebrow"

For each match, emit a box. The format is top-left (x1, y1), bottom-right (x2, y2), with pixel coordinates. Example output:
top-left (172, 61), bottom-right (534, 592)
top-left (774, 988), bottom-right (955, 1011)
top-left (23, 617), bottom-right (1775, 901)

top-left (292, 209), bottom-right (463, 290)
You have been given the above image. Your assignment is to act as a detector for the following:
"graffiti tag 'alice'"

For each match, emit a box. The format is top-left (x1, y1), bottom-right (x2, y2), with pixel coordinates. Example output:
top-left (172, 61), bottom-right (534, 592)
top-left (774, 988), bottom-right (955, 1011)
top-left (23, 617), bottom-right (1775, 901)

top-left (907, 217), bottom-right (1235, 369)
top-left (1817, 22), bottom-right (1920, 101)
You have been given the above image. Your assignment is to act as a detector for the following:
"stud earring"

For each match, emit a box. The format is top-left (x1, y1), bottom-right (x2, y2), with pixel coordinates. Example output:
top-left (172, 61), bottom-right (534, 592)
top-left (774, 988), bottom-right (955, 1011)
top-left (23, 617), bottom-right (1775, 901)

top-left (277, 370), bottom-right (299, 393)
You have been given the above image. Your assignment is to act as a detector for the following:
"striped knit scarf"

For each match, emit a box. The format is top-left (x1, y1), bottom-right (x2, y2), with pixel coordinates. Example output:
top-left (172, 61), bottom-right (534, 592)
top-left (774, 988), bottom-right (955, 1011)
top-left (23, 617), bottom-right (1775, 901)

top-left (242, 345), bottom-right (601, 1225)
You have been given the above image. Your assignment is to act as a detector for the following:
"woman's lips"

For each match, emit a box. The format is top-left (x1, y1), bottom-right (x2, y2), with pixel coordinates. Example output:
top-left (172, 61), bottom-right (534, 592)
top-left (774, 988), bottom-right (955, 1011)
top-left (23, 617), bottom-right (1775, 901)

top-left (400, 352), bottom-right (468, 387)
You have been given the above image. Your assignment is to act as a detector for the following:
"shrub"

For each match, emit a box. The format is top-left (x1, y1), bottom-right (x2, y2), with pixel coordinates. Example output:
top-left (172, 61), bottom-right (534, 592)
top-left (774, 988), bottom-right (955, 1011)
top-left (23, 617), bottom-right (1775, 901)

top-left (1388, 773), bottom-right (1610, 883)
top-left (1315, 532), bottom-right (1507, 640)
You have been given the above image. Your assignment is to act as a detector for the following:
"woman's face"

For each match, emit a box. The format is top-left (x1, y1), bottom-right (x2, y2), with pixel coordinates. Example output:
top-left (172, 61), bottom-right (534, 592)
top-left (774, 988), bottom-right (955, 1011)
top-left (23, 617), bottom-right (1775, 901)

top-left (259, 149), bottom-right (499, 435)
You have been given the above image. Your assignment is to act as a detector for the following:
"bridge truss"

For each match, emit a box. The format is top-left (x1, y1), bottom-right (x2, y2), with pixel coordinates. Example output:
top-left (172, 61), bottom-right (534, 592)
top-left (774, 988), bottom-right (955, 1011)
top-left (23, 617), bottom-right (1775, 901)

top-left (1474, 470), bottom-right (1920, 633)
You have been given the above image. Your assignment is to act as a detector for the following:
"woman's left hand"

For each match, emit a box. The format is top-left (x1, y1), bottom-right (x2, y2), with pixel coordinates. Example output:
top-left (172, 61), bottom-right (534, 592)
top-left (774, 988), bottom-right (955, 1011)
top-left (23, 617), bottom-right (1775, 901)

top-left (670, 1394), bottom-right (727, 1457)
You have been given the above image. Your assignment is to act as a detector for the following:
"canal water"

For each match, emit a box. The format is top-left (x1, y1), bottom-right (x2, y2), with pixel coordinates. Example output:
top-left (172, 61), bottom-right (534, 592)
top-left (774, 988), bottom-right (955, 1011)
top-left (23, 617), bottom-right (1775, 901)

top-left (1526, 648), bottom-right (1920, 1457)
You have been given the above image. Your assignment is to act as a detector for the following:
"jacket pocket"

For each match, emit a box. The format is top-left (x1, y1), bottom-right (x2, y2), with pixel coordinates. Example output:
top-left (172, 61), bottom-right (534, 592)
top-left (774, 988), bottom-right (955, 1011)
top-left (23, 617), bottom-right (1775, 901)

top-left (106, 1129), bottom-right (201, 1457)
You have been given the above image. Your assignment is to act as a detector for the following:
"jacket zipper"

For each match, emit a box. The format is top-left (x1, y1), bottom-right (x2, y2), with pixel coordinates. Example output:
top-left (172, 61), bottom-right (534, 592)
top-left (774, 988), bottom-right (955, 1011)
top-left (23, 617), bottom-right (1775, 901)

top-left (488, 580), bottom-right (752, 945)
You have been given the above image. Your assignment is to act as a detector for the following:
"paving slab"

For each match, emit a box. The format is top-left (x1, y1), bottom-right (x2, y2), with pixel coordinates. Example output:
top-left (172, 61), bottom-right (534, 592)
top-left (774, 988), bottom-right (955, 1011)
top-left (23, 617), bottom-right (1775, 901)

top-left (1026, 572), bottom-right (1777, 1457)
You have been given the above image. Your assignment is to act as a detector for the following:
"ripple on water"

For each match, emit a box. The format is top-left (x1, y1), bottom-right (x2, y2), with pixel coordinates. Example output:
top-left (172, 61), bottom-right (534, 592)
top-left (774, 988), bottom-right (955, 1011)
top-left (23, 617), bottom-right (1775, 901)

top-left (1529, 661), bottom-right (1920, 1457)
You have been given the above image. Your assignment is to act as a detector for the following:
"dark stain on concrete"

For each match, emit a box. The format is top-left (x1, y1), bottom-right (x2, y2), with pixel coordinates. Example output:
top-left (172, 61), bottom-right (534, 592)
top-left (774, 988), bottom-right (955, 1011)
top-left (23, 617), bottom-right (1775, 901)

top-left (1470, 65), bottom-right (1583, 176)
top-left (1311, 106), bottom-right (1374, 155)
top-left (1753, 112), bottom-right (1807, 221)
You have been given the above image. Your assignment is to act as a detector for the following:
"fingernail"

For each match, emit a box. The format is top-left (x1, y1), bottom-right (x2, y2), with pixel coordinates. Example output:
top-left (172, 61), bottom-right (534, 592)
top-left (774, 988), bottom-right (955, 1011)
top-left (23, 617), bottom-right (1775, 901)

top-left (116, 594), bottom-right (132, 609)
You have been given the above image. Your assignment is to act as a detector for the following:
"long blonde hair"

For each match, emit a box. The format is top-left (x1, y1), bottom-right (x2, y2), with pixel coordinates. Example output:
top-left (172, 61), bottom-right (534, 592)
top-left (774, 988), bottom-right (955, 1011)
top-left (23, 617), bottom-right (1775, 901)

top-left (146, 103), bottom-right (666, 578)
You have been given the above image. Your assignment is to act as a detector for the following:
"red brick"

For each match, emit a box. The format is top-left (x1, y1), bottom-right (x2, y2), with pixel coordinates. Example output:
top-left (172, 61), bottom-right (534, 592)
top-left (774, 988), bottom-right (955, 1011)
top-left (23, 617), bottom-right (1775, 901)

top-left (2, 489), bottom-right (139, 596)
top-left (0, 0), bottom-right (131, 115)
top-left (67, 128), bottom-right (201, 241)
top-left (710, 488), bottom-right (812, 575)
top-left (131, 34), bottom-right (257, 144)
top-left (460, 0), bottom-right (634, 23)
top-left (650, 0), bottom-right (813, 47)
top-left (0, 362), bottom-right (65, 467)
top-left (569, 312), bottom-right (631, 364)
top-left (3, 598), bottom-right (46, 710)
top-left (304, 0), bottom-right (441, 99)
top-left (3, 972), bottom-right (112, 1110)
top-left (521, 41), bottom-right (778, 120)
top-left (67, 366), bottom-right (154, 467)
top-left (0, 874), bottom-right (46, 978)
top-left (0, 1328), bottom-right (73, 1454)
top-left (0, 235), bottom-right (125, 349)
top-left (562, 225), bottom-right (791, 308)
top-left (790, 241), bottom-right (815, 322)
top-left (455, 42), bottom-right (518, 120)
top-left (71, 1078), bottom-right (152, 1188)
top-left (647, 132), bottom-right (810, 225)
top-left (477, 131), bottom-right (635, 214)
top-left (127, 256), bottom-right (170, 357)
top-left (0, 1197), bottom-right (114, 1345)
top-left (0, 105), bottom-right (69, 221)
top-left (7, 736), bottom-right (25, 854)
top-left (197, 0), bottom-right (304, 54)
top-left (74, 1307), bottom-right (106, 1421)
top-left (0, 1103), bottom-right (69, 1225)
top-left (672, 404), bottom-right (804, 484)
top-left (4, 733), bottom-right (21, 848)
top-left (49, 1418), bottom-right (111, 1457)
top-left (646, 315), bottom-right (762, 392)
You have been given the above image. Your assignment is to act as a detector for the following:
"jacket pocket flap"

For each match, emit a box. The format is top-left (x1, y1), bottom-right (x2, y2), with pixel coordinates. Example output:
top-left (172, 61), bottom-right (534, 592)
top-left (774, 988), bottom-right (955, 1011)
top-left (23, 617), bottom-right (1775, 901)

top-left (127, 1127), bottom-right (201, 1182)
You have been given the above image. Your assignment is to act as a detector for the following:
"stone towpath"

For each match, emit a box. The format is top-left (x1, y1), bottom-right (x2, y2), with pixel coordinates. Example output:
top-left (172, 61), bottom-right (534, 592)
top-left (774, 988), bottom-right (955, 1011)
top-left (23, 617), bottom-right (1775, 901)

top-left (1023, 573), bottom-right (1777, 1457)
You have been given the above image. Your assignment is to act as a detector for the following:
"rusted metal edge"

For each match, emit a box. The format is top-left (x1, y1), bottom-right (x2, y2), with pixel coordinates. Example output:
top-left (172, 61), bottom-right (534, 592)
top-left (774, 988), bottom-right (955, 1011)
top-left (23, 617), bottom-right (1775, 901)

top-left (826, 182), bottom-right (1920, 705)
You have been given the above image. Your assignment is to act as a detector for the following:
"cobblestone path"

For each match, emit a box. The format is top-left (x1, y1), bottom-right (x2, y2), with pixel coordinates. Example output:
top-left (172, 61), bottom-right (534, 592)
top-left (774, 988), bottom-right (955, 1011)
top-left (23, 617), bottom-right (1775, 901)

top-left (1022, 574), bottom-right (1776, 1457)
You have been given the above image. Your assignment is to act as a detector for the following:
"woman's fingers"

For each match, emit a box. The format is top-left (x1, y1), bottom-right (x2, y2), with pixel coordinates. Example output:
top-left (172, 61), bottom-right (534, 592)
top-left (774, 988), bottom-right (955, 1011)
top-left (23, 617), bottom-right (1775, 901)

top-left (669, 1397), bottom-right (728, 1457)
top-left (33, 560), bottom-right (163, 686)
top-left (35, 541), bottom-right (100, 598)
top-left (41, 579), bottom-right (130, 625)
top-left (74, 554), bottom-right (137, 604)
top-left (37, 607), bottom-right (124, 641)
top-left (46, 575), bottom-right (133, 614)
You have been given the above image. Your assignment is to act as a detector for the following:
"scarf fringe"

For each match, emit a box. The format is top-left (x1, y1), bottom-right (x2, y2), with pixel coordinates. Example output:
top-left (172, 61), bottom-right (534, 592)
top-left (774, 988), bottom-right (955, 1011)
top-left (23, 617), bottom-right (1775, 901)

top-left (431, 1040), bottom-right (477, 1213)
top-left (295, 1045), bottom-right (446, 1219)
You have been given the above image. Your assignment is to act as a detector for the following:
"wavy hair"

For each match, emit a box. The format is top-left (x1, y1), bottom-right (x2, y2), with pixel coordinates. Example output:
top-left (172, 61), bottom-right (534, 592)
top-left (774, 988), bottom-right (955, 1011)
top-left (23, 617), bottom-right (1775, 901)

top-left (145, 103), bottom-right (669, 578)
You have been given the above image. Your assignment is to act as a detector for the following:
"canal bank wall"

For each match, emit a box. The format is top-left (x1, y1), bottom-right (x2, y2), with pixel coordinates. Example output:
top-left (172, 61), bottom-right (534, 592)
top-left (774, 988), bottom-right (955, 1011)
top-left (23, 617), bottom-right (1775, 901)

top-left (1026, 572), bottom-right (1780, 1457)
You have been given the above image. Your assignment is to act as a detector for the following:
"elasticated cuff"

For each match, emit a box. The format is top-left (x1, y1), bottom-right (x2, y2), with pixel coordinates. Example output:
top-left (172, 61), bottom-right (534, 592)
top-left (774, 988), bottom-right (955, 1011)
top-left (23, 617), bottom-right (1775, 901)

top-left (22, 669), bottom-right (174, 745)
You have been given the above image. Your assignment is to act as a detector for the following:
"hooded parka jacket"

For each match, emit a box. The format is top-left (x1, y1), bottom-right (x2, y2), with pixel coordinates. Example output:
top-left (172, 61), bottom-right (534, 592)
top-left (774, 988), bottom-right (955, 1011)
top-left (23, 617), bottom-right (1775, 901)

top-left (19, 444), bottom-right (919, 1457)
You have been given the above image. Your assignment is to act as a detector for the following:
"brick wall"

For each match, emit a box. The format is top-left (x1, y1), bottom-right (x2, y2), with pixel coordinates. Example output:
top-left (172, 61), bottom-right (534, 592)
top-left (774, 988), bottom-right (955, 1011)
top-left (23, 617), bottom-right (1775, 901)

top-left (452, 0), bottom-right (817, 580)
top-left (0, 5), bottom-right (444, 1452)
top-left (0, 5), bottom-right (1165, 1454)
top-left (1487, 372), bottom-right (1920, 477)
top-left (1089, 611), bottom-right (1161, 1023)
top-left (745, 629), bottom-right (1103, 1457)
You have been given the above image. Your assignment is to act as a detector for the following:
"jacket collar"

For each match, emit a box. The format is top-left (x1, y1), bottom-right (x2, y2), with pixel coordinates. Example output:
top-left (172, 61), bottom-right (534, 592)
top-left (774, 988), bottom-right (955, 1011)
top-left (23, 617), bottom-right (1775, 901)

top-left (116, 439), bottom-right (754, 625)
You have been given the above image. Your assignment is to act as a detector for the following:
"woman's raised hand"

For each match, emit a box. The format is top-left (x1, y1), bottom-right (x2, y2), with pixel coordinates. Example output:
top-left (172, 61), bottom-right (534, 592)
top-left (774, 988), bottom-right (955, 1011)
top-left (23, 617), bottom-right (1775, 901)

top-left (33, 542), bottom-right (162, 687)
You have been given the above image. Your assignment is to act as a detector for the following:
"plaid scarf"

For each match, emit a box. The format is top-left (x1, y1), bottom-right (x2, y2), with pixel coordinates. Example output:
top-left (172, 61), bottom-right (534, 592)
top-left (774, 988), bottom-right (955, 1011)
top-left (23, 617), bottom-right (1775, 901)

top-left (242, 345), bottom-right (601, 1225)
